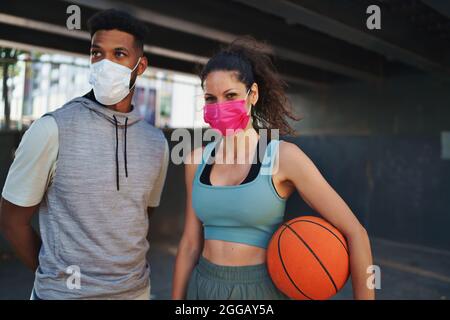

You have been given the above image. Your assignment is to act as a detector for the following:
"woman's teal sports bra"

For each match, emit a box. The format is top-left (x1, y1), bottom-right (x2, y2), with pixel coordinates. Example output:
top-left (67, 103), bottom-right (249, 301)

top-left (192, 139), bottom-right (287, 249)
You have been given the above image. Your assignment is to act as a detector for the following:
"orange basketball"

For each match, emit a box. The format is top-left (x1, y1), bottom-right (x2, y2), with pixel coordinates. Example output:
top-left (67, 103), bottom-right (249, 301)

top-left (267, 216), bottom-right (350, 300)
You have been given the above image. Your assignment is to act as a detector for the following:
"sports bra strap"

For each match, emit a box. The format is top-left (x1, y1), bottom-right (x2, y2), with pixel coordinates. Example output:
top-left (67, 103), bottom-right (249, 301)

top-left (260, 139), bottom-right (280, 177)
top-left (194, 140), bottom-right (218, 180)
top-left (196, 139), bottom-right (280, 180)
top-left (202, 140), bottom-right (218, 164)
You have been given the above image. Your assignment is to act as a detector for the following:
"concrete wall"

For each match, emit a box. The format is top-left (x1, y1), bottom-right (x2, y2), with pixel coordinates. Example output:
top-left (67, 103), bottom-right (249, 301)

top-left (284, 73), bottom-right (450, 250)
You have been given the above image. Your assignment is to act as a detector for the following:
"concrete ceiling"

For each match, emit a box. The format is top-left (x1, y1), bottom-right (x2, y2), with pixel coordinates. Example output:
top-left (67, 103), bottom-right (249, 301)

top-left (1, 0), bottom-right (449, 91)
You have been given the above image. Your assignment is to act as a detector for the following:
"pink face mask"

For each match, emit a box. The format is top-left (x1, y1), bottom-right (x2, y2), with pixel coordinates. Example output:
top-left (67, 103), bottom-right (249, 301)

top-left (203, 89), bottom-right (251, 136)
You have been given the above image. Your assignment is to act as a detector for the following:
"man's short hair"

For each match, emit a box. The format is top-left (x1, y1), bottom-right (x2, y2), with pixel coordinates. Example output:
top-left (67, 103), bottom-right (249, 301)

top-left (87, 9), bottom-right (148, 52)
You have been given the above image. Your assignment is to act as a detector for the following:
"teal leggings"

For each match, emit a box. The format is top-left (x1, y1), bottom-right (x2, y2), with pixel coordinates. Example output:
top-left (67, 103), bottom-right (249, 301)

top-left (186, 256), bottom-right (290, 300)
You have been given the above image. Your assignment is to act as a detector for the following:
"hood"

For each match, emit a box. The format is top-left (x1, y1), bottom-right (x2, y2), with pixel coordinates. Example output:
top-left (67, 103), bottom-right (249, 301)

top-left (75, 96), bottom-right (143, 191)
top-left (76, 96), bottom-right (142, 127)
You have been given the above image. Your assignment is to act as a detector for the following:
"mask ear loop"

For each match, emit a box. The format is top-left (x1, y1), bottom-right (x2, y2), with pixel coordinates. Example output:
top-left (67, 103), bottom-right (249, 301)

top-left (131, 57), bottom-right (142, 72)
top-left (245, 88), bottom-right (251, 99)
top-left (245, 87), bottom-right (253, 115)
top-left (129, 57), bottom-right (142, 91)
top-left (247, 103), bottom-right (253, 116)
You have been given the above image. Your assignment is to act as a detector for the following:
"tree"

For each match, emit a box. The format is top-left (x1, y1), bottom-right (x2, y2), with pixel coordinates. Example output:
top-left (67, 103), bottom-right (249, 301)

top-left (1, 48), bottom-right (26, 129)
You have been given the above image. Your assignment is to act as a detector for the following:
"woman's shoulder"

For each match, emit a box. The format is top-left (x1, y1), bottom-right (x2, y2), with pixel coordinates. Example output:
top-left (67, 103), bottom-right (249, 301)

top-left (278, 139), bottom-right (298, 153)
top-left (278, 140), bottom-right (308, 164)
top-left (277, 139), bottom-right (318, 177)
top-left (184, 146), bottom-right (204, 167)
top-left (183, 146), bottom-right (205, 187)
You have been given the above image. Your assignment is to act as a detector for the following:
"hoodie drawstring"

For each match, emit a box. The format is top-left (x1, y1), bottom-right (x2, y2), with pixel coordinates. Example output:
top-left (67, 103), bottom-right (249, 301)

top-left (124, 117), bottom-right (128, 178)
top-left (113, 115), bottom-right (120, 191)
top-left (112, 115), bottom-right (129, 191)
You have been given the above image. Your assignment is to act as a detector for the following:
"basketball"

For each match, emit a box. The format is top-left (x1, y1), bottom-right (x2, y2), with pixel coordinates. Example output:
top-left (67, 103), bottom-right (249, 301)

top-left (267, 216), bottom-right (350, 300)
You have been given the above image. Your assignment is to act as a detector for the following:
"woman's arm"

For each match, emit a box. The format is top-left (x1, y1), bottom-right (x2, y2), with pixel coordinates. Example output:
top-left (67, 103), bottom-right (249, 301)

top-left (278, 141), bottom-right (375, 300)
top-left (171, 148), bottom-right (205, 300)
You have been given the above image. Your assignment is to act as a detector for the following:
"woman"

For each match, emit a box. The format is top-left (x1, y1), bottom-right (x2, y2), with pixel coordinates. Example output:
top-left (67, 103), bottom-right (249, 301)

top-left (172, 37), bottom-right (375, 300)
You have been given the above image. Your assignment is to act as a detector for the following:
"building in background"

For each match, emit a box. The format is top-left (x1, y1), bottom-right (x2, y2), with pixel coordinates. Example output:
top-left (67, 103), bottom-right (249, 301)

top-left (0, 47), bottom-right (207, 130)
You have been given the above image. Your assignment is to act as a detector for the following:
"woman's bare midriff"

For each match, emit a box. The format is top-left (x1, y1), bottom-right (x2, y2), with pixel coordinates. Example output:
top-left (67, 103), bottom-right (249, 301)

top-left (202, 239), bottom-right (267, 266)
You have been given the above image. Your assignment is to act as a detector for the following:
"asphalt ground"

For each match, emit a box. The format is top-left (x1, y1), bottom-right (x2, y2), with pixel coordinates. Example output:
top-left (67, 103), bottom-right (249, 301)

top-left (0, 238), bottom-right (449, 300)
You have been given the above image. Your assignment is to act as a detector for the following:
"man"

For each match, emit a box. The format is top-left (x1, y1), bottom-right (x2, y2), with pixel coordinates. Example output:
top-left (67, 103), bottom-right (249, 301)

top-left (0, 9), bottom-right (169, 299)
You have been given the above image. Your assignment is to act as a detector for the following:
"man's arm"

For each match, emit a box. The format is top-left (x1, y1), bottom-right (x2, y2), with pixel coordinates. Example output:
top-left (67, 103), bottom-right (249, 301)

top-left (0, 116), bottom-right (58, 272)
top-left (0, 198), bottom-right (41, 271)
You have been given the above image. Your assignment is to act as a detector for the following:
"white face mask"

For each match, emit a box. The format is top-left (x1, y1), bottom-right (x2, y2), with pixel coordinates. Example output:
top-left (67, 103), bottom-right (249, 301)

top-left (89, 57), bottom-right (141, 105)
